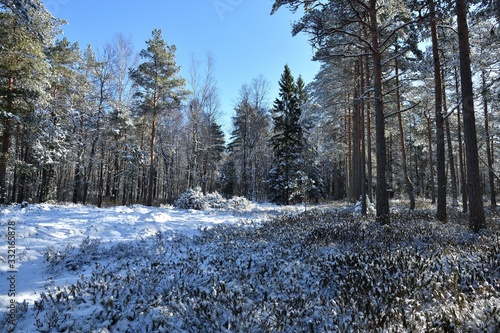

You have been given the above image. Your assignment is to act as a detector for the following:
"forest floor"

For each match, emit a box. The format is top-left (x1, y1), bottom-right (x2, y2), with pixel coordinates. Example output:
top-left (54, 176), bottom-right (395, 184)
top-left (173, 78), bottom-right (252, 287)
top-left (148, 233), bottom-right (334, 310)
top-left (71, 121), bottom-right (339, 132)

top-left (0, 200), bottom-right (499, 332)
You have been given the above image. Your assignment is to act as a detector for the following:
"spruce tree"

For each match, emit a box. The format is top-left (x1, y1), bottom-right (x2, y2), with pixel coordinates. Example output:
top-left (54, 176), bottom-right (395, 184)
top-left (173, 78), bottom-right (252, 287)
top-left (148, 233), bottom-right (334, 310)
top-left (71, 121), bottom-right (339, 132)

top-left (295, 75), bottom-right (324, 203)
top-left (268, 65), bottom-right (307, 205)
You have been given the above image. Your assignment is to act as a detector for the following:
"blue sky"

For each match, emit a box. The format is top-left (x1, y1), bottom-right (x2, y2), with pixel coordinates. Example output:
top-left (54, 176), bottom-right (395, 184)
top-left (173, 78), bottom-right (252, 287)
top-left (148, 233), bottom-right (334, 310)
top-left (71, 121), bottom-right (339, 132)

top-left (43, 0), bottom-right (319, 133)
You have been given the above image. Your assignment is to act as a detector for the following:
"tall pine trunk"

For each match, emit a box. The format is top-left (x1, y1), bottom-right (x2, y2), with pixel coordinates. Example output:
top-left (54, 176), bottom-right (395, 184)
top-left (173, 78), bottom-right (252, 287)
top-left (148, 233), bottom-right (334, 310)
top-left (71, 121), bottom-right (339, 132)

top-left (455, 67), bottom-right (468, 212)
top-left (442, 70), bottom-right (458, 207)
top-left (352, 60), bottom-right (362, 201)
top-left (429, 0), bottom-right (447, 221)
top-left (456, 0), bottom-right (486, 231)
top-left (360, 56), bottom-right (367, 215)
top-left (365, 55), bottom-right (373, 202)
top-left (425, 111), bottom-right (436, 204)
top-left (396, 58), bottom-right (415, 210)
top-left (147, 110), bottom-right (157, 206)
top-left (482, 69), bottom-right (496, 208)
top-left (369, 0), bottom-right (390, 224)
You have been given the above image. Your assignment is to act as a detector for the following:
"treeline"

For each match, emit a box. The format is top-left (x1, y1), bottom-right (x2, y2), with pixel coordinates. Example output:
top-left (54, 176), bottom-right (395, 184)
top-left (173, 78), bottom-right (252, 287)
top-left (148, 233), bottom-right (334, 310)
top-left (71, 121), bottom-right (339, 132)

top-left (1, 1), bottom-right (500, 231)
top-left (0, 2), bottom-right (229, 207)
top-left (0, 1), bottom-right (316, 207)
top-left (273, 0), bottom-right (500, 231)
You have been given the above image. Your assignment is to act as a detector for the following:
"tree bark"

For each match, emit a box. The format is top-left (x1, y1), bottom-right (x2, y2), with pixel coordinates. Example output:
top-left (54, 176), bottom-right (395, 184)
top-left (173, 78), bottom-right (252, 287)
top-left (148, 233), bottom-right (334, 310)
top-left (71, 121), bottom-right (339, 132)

top-left (456, 0), bottom-right (486, 231)
top-left (425, 110), bottom-right (436, 204)
top-left (455, 67), bottom-right (468, 212)
top-left (352, 60), bottom-right (362, 201)
top-left (429, 0), bottom-right (447, 221)
top-left (365, 55), bottom-right (373, 202)
top-left (0, 124), bottom-right (11, 204)
top-left (360, 56), bottom-right (367, 215)
top-left (395, 58), bottom-right (415, 210)
top-left (442, 70), bottom-right (458, 207)
top-left (482, 69), bottom-right (496, 208)
top-left (147, 110), bottom-right (157, 206)
top-left (0, 74), bottom-right (14, 204)
top-left (369, 0), bottom-right (390, 224)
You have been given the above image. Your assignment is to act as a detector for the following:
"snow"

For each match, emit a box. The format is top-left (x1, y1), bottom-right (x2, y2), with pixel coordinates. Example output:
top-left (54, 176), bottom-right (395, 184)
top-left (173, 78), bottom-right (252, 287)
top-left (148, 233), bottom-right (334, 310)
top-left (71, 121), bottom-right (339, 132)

top-left (0, 202), bottom-right (306, 332)
top-left (1, 202), bottom-right (499, 332)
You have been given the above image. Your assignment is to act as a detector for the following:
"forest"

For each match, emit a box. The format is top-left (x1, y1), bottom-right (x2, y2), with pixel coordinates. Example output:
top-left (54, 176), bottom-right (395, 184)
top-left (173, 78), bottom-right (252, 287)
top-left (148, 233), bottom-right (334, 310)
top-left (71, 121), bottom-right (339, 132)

top-left (1, 0), bottom-right (500, 231)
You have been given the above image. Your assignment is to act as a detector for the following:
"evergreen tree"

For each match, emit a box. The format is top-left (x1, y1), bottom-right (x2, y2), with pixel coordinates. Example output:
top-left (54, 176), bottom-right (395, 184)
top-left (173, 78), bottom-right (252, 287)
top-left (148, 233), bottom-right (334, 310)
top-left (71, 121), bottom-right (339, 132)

top-left (456, 0), bottom-right (486, 232)
top-left (0, 9), bottom-right (53, 203)
top-left (37, 37), bottom-right (80, 202)
top-left (130, 29), bottom-right (187, 206)
top-left (296, 75), bottom-right (324, 203)
top-left (268, 65), bottom-right (312, 205)
top-left (200, 117), bottom-right (225, 193)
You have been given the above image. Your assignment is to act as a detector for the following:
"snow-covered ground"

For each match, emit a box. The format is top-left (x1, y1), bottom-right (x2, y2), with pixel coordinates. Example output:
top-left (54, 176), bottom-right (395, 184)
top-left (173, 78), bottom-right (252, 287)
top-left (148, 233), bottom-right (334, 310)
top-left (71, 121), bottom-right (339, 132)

top-left (0, 202), bottom-right (309, 332)
top-left (1, 202), bottom-right (499, 332)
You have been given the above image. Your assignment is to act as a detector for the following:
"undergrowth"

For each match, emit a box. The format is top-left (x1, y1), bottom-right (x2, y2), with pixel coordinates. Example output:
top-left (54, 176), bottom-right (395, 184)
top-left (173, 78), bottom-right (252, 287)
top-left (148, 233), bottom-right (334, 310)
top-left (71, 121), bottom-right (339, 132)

top-left (3, 208), bottom-right (499, 332)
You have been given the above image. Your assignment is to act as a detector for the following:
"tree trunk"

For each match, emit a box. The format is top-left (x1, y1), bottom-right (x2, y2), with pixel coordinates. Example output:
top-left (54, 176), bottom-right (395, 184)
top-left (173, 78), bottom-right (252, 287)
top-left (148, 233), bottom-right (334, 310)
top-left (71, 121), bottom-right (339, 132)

top-left (369, 0), bottom-right (390, 224)
top-left (0, 126), bottom-right (11, 204)
top-left (455, 67), bottom-right (468, 212)
top-left (445, 118), bottom-right (458, 206)
top-left (73, 149), bottom-right (84, 204)
top-left (346, 104), bottom-right (352, 200)
top-left (456, 0), bottom-right (486, 231)
top-left (360, 56), bottom-right (367, 215)
top-left (429, 0), bottom-right (447, 222)
top-left (0, 74), bottom-right (15, 204)
top-left (147, 110), bottom-right (157, 206)
top-left (352, 60), bottom-right (362, 201)
top-left (442, 70), bottom-right (458, 207)
top-left (97, 145), bottom-right (105, 208)
top-left (425, 111), bottom-right (436, 204)
top-left (482, 69), bottom-right (496, 208)
top-left (395, 58), bottom-right (415, 210)
top-left (365, 55), bottom-right (373, 202)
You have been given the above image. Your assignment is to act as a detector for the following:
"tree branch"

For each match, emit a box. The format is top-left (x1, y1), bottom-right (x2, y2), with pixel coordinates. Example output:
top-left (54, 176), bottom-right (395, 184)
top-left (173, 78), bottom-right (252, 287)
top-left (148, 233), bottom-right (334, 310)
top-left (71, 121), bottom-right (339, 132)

top-left (384, 101), bottom-right (421, 119)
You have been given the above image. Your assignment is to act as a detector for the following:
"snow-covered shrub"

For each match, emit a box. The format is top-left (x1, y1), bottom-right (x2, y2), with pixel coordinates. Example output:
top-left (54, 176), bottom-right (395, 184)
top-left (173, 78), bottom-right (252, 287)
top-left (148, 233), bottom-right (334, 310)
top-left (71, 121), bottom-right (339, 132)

top-left (44, 237), bottom-right (103, 273)
top-left (175, 188), bottom-right (254, 211)
top-left (226, 196), bottom-right (253, 211)
top-left (43, 246), bottom-right (66, 265)
top-left (205, 191), bottom-right (226, 209)
top-left (354, 195), bottom-right (376, 215)
top-left (174, 187), bottom-right (207, 210)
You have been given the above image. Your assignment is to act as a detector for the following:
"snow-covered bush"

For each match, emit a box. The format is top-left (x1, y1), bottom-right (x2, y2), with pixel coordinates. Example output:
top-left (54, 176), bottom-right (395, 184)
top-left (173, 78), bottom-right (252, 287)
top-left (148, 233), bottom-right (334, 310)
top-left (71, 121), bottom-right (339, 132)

top-left (354, 195), bottom-right (376, 215)
top-left (174, 187), bottom-right (207, 210)
top-left (44, 237), bottom-right (102, 273)
top-left (205, 191), bottom-right (226, 209)
top-left (175, 188), bottom-right (253, 211)
top-left (226, 196), bottom-right (253, 211)
top-left (43, 246), bottom-right (66, 265)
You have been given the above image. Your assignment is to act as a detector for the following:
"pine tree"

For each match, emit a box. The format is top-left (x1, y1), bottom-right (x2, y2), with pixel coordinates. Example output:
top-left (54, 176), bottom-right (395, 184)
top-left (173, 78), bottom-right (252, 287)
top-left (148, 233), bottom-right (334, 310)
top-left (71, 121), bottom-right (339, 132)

top-left (38, 37), bottom-right (80, 202)
top-left (456, 0), bottom-right (486, 232)
top-left (0, 10), bottom-right (53, 203)
top-left (130, 29), bottom-right (187, 206)
top-left (272, 0), bottom-right (398, 223)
